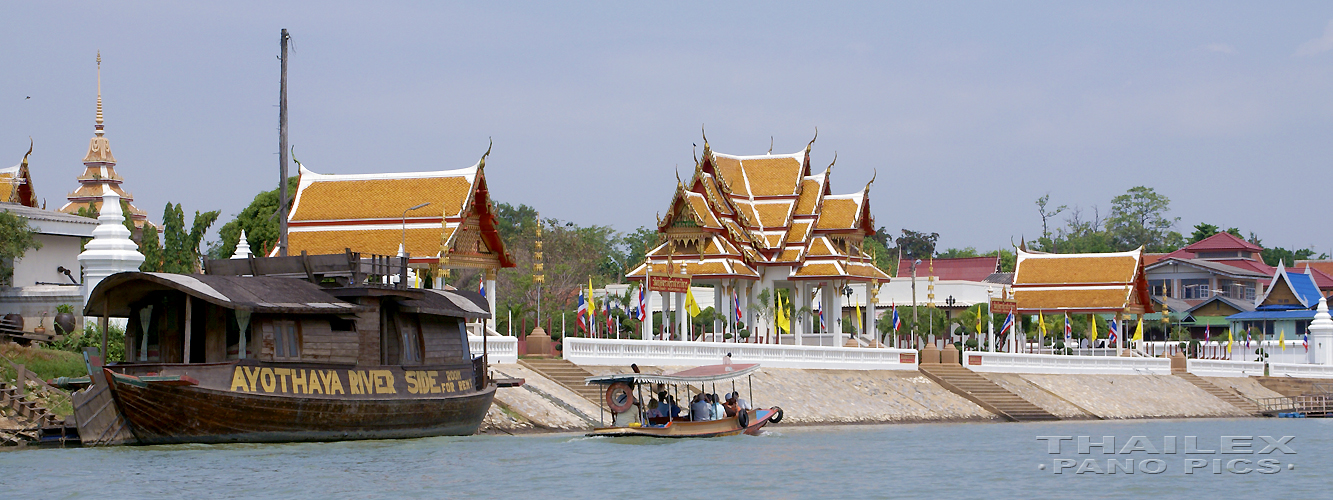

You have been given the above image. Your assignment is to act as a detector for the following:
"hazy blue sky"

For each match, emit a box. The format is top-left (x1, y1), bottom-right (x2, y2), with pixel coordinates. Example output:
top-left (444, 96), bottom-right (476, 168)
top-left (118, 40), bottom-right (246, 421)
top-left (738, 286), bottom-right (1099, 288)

top-left (4, 2), bottom-right (1333, 254)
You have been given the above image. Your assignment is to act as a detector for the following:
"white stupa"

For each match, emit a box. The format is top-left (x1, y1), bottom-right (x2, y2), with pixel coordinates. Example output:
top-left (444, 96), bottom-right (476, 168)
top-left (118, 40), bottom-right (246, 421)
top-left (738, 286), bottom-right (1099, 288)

top-left (230, 230), bottom-right (253, 259)
top-left (1309, 297), bottom-right (1333, 365)
top-left (78, 191), bottom-right (146, 304)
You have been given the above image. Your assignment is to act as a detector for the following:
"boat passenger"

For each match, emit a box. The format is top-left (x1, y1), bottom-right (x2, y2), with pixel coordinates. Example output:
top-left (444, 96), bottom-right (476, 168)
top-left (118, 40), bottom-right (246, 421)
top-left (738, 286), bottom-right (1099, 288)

top-left (690, 394), bottom-right (710, 421)
top-left (710, 394), bottom-right (726, 420)
top-left (722, 393), bottom-right (740, 418)
top-left (645, 398), bottom-right (662, 420)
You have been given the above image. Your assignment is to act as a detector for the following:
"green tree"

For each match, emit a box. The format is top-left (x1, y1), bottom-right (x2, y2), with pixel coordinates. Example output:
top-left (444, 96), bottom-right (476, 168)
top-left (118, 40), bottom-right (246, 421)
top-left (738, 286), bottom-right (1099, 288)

top-left (143, 202), bottom-right (219, 273)
top-left (1106, 186), bottom-right (1183, 252)
top-left (1190, 223), bottom-right (1219, 243)
top-left (1035, 193), bottom-right (1067, 242)
top-left (208, 177), bottom-right (299, 260)
top-left (0, 210), bottom-right (42, 285)
top-left (895, 229), bottom-right (939, 260)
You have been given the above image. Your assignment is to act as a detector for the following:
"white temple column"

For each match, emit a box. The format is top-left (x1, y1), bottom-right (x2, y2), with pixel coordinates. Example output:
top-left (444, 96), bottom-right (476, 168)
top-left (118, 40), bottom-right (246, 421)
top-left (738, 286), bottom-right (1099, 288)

top-left (741, 283), bottom-right (752, 342)
top-left (643, 290), bottom-right (656, 340)
top-left (1310, 297), bottom-right (1333, 365)
top-left (712, 282), bottom-right (722, 341)
top-left (864, 282), bottom-right (877, 346)
top-left (793, 283), bottom-right (806, 346)
top-left (831, 281), bottom-right (844, 346)
top-left (485, 269), bottom-right (498, 335)
top-left (79, 192), bottom-right (145, 305)
top-left (677, 292), bottom-right (688, 341)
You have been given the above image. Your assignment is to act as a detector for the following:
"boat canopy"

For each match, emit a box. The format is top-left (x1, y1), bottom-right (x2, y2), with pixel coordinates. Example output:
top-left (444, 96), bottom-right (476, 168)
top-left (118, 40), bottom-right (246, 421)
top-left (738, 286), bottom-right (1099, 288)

top-left (585, 363), bottom-right (759, 386)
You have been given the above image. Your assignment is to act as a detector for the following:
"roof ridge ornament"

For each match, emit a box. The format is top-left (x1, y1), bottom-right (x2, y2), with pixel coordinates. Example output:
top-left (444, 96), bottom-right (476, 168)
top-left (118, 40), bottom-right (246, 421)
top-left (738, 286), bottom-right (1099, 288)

top-left (805, 127), bottom-right (818, 153)
top-left (478, 137), bottom-right (493, 170)
top-left (863, 168), bottom-right (875, 193)
top-left (701, 124), bottom-right (709, 151)
top-left (768, 136), bottom-right (773, 155)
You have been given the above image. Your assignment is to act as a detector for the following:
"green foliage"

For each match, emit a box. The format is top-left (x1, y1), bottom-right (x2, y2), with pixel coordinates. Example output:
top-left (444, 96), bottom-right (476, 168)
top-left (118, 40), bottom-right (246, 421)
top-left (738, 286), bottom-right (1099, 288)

top-left (208, 176), bottom-right (299, 260)
top-left (863, 236), bottom-right (895, 275)
top-left (0, 210), bottom-right (42, 285)
top-left (55, 304), bottom-right (74, 314)
top-left (44, 321), bottom-right (127, 363)
top-left (142, 202), bottom-right (219, 273)
top-left (1106, 186), bottom-right (1183, 252)
top-left (2, 343), bottom-right (88, 385)
top-left (895, 229), bottom-right (939, 260)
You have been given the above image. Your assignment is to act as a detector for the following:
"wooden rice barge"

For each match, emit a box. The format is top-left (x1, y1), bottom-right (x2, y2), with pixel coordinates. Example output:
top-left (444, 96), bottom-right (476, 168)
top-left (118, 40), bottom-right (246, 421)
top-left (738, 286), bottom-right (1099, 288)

top-left (66, 251), bottom-right (511, 446)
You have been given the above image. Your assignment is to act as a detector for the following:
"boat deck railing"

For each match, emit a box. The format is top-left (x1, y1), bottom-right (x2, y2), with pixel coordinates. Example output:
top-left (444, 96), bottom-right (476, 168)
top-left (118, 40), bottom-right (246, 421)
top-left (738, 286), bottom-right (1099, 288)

top-left (205, 249), bottom-right (410, 289)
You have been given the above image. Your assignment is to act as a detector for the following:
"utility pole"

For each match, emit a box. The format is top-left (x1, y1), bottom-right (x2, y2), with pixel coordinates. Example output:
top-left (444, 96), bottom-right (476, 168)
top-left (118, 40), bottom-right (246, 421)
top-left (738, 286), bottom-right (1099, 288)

top-left (278, 28), bottom-right (291, 256)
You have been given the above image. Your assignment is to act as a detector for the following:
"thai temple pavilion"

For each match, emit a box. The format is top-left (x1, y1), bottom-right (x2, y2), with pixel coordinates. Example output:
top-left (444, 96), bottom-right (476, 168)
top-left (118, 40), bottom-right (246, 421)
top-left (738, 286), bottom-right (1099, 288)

top-left (57, 54), bottom-right (152, 235)
top-left (628, 135), bottom-right (890, 345)
top-left (278, 147), bottom-right (515, 324)
top-left (1012, 247), bottom-right (1154, 347)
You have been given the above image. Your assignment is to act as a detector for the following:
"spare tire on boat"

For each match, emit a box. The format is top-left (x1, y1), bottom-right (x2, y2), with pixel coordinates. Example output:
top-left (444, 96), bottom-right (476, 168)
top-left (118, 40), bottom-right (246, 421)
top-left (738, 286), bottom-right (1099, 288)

top-left (738, 409), bottom-right (749, 428)
top-left (605, 382), bottom-right (635, 413)
top-left (769, 406), bottom-right (784, 424)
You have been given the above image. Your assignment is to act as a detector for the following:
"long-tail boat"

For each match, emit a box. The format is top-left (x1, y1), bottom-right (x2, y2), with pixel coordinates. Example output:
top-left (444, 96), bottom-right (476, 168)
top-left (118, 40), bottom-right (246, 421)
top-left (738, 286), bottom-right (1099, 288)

top-left (74, 251), bottom-right (501, 445)
top-left (584, 361), bottom-right (783, 438)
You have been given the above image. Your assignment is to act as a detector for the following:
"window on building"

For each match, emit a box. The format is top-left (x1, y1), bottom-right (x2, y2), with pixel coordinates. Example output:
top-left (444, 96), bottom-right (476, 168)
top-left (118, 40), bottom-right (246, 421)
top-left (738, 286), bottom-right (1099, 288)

top-left (1181, 279), bottom-right (1210, 299)
top-left (1149, 279), bottom-right (1171, 297)
top-left (272, 320), bottom-right (301, 360)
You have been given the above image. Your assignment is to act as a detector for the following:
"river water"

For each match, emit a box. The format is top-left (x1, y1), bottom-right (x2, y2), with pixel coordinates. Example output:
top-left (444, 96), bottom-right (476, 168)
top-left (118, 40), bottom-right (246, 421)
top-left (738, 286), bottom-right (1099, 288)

top-left (2, 418), bottom-right (1326, 499)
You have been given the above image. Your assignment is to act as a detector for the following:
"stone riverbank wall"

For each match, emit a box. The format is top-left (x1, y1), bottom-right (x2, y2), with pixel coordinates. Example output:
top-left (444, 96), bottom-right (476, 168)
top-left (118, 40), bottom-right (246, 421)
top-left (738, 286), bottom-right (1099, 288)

top-left (476, 364), bottom-right (1289, 434)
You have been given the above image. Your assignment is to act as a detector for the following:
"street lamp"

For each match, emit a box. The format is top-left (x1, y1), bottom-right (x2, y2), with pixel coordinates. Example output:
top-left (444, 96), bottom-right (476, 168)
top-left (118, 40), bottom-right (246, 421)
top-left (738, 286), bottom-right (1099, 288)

top-left (399, 202), bottom-right (431, 258)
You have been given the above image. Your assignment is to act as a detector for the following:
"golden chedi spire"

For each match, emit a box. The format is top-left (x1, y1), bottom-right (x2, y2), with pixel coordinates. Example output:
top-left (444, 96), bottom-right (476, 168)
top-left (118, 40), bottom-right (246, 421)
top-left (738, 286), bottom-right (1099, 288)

top-left (84, 51), bottom-right (115, 163)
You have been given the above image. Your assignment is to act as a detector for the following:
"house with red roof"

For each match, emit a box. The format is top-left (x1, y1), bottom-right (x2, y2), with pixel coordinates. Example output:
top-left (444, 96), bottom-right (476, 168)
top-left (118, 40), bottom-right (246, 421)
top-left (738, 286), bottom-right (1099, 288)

top-left (1143, 232), bottom-right (1274, 304)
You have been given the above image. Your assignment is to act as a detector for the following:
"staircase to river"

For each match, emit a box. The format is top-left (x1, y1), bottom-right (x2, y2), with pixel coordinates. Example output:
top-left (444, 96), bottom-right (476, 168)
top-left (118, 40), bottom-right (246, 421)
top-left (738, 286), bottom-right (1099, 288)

top-left (1175, 373), bottom-right (1261, 415)
top-left (918, 364), bottom-right (1060, 422)
top-left (518, 358), bottom-right (602, 404)
top-left (0, 381), bottom-right (63, 446)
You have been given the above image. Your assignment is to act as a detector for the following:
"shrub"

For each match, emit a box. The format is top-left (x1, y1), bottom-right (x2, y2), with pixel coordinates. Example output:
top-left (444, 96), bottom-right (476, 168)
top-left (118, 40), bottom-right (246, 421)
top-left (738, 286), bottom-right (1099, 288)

top-left (44, 321), bottom-right (126, 362)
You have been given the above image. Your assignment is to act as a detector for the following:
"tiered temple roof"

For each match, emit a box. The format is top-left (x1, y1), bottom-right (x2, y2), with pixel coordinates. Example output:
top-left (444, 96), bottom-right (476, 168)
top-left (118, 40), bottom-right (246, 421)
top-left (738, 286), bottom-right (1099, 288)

top-left (628, 137), bottom-right (889, 283)
top-left (279, 148), bottom-right (514, 270)
top-left (57, 54), bottom-right (151, 230)
top-left (1012, 247), bottom-right (1154, 314)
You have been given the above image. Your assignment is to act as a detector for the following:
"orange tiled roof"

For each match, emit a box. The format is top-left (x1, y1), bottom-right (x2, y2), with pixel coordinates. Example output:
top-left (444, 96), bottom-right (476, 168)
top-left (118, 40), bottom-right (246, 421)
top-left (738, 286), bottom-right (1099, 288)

top-left (291, 175), bottom-right (472, 221)
top-left (1015, 253), bottom-right (1139, 285)
top-left (289, 227), bottom-right (445, 258)
top-left (1013, 288), bottom-right (1133, 311)
top-left (631, 141), bottom-right (882, 282)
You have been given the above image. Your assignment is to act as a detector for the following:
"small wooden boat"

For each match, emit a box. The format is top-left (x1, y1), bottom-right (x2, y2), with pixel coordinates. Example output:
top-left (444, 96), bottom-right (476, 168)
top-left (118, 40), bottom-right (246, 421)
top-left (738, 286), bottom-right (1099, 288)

top-left (74, 252), bottom-right (504, 445)
top-left (584, 362), bottom-right (783, 438)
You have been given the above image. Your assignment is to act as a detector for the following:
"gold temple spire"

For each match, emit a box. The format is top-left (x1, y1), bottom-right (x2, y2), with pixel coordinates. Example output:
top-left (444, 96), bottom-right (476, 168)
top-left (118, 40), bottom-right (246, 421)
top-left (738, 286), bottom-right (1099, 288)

top-left (95, 51), bottom-right (104, 134)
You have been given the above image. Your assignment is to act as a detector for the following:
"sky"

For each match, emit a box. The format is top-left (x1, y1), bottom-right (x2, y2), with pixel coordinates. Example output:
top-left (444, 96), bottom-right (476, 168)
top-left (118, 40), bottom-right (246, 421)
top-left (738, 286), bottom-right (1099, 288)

top-left (4, 2), bottom-right (1333, 255)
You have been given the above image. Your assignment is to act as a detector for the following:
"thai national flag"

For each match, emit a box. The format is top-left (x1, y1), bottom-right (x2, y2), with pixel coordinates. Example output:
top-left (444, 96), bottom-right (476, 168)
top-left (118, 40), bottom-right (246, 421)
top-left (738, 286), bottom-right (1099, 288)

top-left (1064, 313), bottom-right (1072, 342)
top-left (637, 287), bottom-right (647, 321)
top-left (478, 277), bottom-right (485, 298)
top-left (816, 303), bottom-right (825, 331)
top-left (605, 295), bottom-right (614, 332)
top-left (576, 290), bottom-right (588, 332)
top-left (1000, 312), bottom-right (1014, 335)
top-left (891, 302), bottom-right (901, 331)
top-left (1304, 332), bottom-right (1309, 352)
top-left (1108, 319), bottom-right (1119, 343)
top-left (733, 289), bottom-right (743, 321)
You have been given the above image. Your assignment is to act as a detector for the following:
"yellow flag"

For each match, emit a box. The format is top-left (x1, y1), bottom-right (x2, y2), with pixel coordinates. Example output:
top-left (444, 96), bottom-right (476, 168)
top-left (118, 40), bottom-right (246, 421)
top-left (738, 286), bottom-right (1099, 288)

top-left (1039, 311), bottom-right (1047, 336)
top-left (855, 297), bottom-right (863, 333)
top-left (1280, 329), bottom-right (1286, 351)
top-left (976, 306), bottom-right (984, 335)
top-left (776, 293), bottom-right (790, 333)
top-left (1227, 328), bottom-right (1234, 353)
top-left (1088, 314), bottom-right (1097, 342)
top-left (1133, 317), bottom-right (1143, 342)
top-left (685, 287), bottom-right (702, 318)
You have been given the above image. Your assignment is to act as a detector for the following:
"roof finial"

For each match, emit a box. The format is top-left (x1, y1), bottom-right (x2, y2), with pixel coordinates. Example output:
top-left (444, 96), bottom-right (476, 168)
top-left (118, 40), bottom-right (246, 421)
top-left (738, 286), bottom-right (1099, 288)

top-left (806, 127), bottom-right (818, 152)
top-left (478, 137), bottom-right (493, 170)
top-left (95, 51), bottom-right (104, 134)
top-left (768, 136), bottom-right (773, 155)
top-left (864, 168), bottom-right (877, 192)
top-left (701, 124), bottom-right (709, 150)
top-left (23, 137), bottom-right (32, 164)
top-left (291, 145), bottom-right (303, 171)
top-left (827, 151), bottom-right (837, 171)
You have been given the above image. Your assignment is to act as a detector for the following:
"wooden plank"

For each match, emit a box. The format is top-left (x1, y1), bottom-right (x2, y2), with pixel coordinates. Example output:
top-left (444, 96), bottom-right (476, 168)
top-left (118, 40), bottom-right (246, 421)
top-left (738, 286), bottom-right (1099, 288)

top-left (183, 296), bottom-right (193, 364)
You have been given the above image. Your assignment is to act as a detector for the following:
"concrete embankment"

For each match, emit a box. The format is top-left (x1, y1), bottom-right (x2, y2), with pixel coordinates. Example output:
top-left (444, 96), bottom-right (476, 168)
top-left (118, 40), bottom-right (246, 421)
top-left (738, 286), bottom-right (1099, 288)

top-left (476, 361), bottom-right (1302, 434)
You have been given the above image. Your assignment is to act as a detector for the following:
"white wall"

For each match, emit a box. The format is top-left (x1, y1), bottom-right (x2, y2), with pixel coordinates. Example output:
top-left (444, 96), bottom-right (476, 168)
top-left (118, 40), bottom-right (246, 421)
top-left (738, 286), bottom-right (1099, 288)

top-left (13, 233), bottom-right (85, 287)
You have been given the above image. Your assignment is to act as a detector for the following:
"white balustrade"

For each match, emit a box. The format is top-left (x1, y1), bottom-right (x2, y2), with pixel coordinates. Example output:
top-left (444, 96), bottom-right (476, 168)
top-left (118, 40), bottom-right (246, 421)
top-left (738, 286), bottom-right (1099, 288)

top-left (1268, 363), bottom-right (1333, 379)
top-left (962, 351), bottom-right (1171, 375)
top-left (561, 337), bottom-right (919, 370)
top-left (469, 335), bottom-right (518, 364)
top-left (1186, 359), bottom-right (1264, 378)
